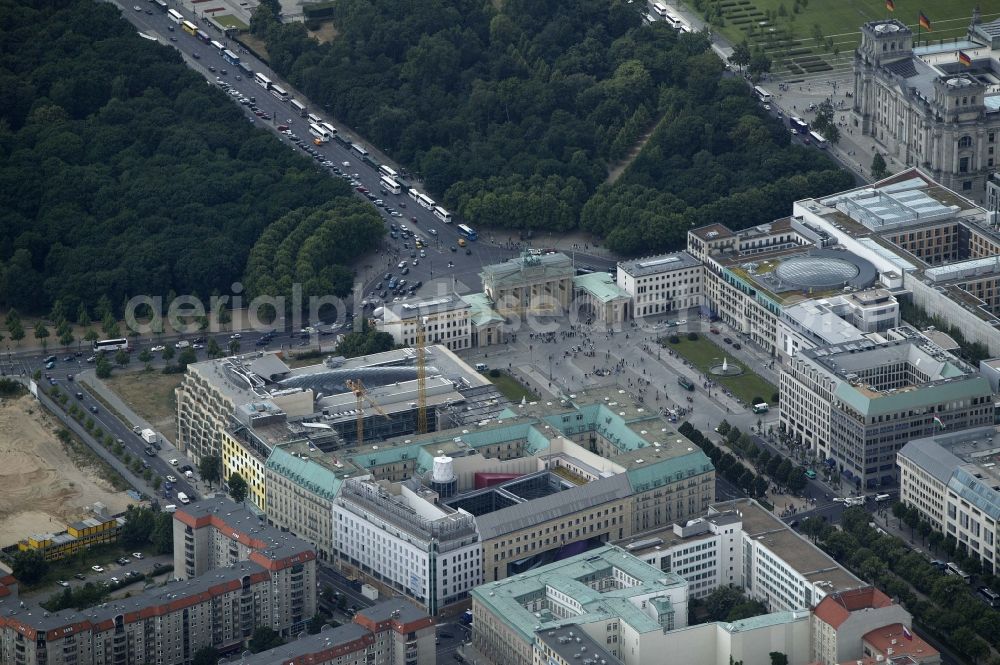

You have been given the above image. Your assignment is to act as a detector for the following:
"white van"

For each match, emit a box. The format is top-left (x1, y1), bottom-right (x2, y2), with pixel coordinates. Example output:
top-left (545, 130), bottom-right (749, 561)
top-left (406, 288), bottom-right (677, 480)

top-left (163, 504), bottom-right (177, 513)
top-left (475, 363), bottom-right (488, 371)
top-left (874, 493), bottom-right (891, 503)
top-left (176, 492), bottom-right (190, 505)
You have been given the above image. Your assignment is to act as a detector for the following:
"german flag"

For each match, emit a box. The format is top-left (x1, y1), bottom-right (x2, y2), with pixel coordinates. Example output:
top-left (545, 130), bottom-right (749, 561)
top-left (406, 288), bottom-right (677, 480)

top-left (885, 0), bottom-right (895, 11)
top-left (918, 11), bottom-right (932, 30)
top-left (959, 50), bottom-right (972, 66)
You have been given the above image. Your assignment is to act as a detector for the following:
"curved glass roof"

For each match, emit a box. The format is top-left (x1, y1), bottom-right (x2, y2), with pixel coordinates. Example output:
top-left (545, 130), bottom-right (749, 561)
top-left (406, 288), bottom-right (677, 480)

top-left (277, 366), bottom-right (420, 394)
top-left (775, 256), bottom-right (860, 288)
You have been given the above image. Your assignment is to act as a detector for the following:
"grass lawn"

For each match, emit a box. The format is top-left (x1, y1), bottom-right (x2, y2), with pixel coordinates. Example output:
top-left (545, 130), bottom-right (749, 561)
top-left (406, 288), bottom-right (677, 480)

top-left (697, 0), bottom-right (980, 78)
top-left (105, 371), bottom-right (184, 445)
top-left (489, 372), bottom-right (539, 403)
top-left (213, 14), bottom-right (248, 31)
top-left (661, 334), bottom-right (777, 406)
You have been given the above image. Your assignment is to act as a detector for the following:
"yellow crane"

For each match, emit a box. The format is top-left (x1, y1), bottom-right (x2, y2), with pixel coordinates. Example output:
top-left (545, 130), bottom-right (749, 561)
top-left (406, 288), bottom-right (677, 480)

top-left (416, 316), bottom-right (428, 434)
top-left (346, 379), bottom-right (390, 443)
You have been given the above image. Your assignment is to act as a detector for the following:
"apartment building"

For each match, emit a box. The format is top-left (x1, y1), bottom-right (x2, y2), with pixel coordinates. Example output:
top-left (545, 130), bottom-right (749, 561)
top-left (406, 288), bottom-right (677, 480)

top-left (472, 545), bottom-right (689, 665)
top-left (853, 15), bottom-right (1000, 201)
top-left (0, 561), bottom-right (285, 665)
top-left (173, 497), bottom-right (317, 636)
top-left (239, 599), bottom-right (435, 665)
top-left (811, 587), bottom-right (917, 665)
top-left (333, 477), bottom-right (482, 615)
top-left (898, 426), bottom-right (1000, 573)
top-left (780, 337), bottom-right (992, 488)
top-left (616, 251), bottom-right (704, 318)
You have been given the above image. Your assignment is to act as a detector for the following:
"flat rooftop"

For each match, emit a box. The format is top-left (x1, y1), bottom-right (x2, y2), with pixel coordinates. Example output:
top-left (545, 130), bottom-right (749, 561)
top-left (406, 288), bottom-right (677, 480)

top-left (537, 625), bottom-right (622, 665)
top-left (901, 426), bottom-right (1000, 519)
top-left (384, 292), bottom-right (470, 319)
top-left (175, 496), bottom-right (314, 562)
top-left (618, 251), bottom-right (701, 277)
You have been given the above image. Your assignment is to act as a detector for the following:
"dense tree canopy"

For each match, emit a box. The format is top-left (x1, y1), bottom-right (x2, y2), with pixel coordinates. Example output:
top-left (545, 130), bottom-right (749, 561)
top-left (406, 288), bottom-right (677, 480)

top-left (0, 0), bottom-right (358, 314)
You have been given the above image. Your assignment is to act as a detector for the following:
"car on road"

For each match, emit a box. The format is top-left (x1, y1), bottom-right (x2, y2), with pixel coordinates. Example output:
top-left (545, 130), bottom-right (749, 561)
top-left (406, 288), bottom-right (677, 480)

top-left (465, 248), bottom-right (472, 255)
top-left (175, 340), bottom-right (190, 349)
top-left (133, 552), bottom-right (144, 559)
top-left (57, 580), bottom-right (69, 587)
top-left (192, 52), bottom-right (199, 59)
top-left (92, 565), bottom-right (104, 573)
top-left (397, 261), bottom-right (407, 269)
top-left (732, 342), bottom-right (742, 350)
top-left (723, 337), bottom-right (732, 345)
top-left (117, 557), bottom-right (130, 565)
top-left (86, 355), bottom-right (96, 362)
top-left (110, 577), bottom-right (120, 584)
top-left (166, 474), bottom-right (177, 483)
top-left (230, 333), bottom-right (241, 339)
top-left (89, 405), bottom-right (98, 414)
top-left (73, 573), bottom-right (86, 580)
top-left (450, 246), bottom-right (457, 252)
top-left (151, 345), bottom-right (165, 352)
top-left (133, 4), bottom-right (141, 9)
top-left (45, 361), bottom-right (55, 369)
top-left (169, 458), bottom-right (179, 466)
top-left (429, 228), bottom-right (437, 235)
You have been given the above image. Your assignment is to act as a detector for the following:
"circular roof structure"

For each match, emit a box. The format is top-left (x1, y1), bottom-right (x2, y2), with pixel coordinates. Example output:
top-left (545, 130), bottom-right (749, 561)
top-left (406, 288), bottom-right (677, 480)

top-left (775, 256), bottom-right (861, 289)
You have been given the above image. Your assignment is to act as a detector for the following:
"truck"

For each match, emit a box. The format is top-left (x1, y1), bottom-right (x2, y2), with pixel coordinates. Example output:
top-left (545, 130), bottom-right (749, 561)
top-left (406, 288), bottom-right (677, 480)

top-left (677, 376), bottom-right (694, 391)
top-left (360, 583), bottom-right (379, 601)
top-left (141, 428), bottom-right (157, 444)
top-left (176, 492), bottom-right (190, 505)
top-left (460, 610), bottom-right (473, 625)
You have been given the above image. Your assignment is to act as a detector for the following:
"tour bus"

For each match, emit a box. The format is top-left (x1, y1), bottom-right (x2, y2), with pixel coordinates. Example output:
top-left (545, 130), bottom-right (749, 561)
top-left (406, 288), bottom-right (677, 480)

top-left (789, 116), bottom-right (809, 134)
top-left (195, 30), bottom-right (210, 44)
top-left (809, 130), bottom-right (828, 149)
top-left (979, 587), bottom-right (1000, 608)
top-left (221, 49), bottom-right (240, 66)
top-left (254, 72), bottom-right (272, 89)
top-left (651, 2), bottom-right (668, 18)
top-left (320, 122), bottom-right (338, 138)
top-left (307, 113), bottom-right (322, 125)
top-left (93, 338), bottom-right (131, 353)
top-left (380, 176), bottom-right (402, 195)
top-left (754, 86), bottom-right (772, 103)
top-left (309, 123), bottom-right (330, 143)
top-left (167, 8), bottom-right (183, 23)
top-left (433, 206), bottom-right (453, 224)
top-left (351, 143), bottom-right (368, 157)
top-left (379, 164), bottom-right (399, 181)
top-left (210, 39), bottom-right (225, 53)
top-left (238, 62), bottom-right (252, 76)
top-left (153, 0), bottom-right (168, 11)
top-left (181, 20), bottom-right (198, 36)
top-left (290, 100), bottom-right (307, 117)
top-left (270, 84), bottom-right (289, 102)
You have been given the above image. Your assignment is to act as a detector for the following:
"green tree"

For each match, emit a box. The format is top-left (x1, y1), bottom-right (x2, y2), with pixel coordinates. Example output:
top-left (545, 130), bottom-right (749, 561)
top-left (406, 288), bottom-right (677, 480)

top-left (162, 345), bottom-right (175, 362)
top-left (199, 455), bottom-right (222, 487)
top-left (207, 338), bottom-right (222, 358)
top-left (335, 319), bottom-right (395, 358)
top-left (728, 41), bottom-right (751, 73)
top-left (228, 472), bottom-right (249, 504)
top-left (59, 329), bottom-right (74, 348)
top-left (34, 322), bottom-right (50, 348)
top-left (121, 506), bottom-right (156, 547)
top-left (84, 329), bottom-right (98, 345)
top-left (871, 153), bottom-right (888, 180)
top-left (11, 549), bottom-right (48, 585)
top-left (151, 512), bottom-right (173, 554)
top-left (114, 349), bottom-right (129, 367)
top-left (77, 302), bottom-right (90, 329)
top-left (307, 613), bottom-right (326, 634)
top-left (228, 339), bottom-right (240, 355)
top-left (769, 653), bottom-right (789, 665)
top-left (96, 358), bottom-right (113, 379)
top-left (248, 626), bottom-right (285, 653)
top-left (192, 646), bottom-right (219, 665)
top-left (8, 320), bottom-right (24, 346)
top-left (716, 420), bottom-right (731, 436)
top-left (138, 349), bottom-right (152, 364)
top-left (177, 347), bottom-right (196, 369)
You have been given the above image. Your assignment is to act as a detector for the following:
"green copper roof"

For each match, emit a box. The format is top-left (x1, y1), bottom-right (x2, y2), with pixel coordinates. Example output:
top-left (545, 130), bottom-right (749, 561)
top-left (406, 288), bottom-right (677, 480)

top-left (461, 292), bottom-right (505, 327)
top-left (573, 272), bottom-right (630, 303)
top-left (265, 446), bottom-right (346, 501)
top-left (834, 375), bottom-right (991, 417)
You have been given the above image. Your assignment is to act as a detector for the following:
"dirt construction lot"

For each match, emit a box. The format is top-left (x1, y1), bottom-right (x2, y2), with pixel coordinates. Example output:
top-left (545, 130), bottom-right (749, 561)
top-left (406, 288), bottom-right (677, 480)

top-left (0, 396), bottom-right (133, 546)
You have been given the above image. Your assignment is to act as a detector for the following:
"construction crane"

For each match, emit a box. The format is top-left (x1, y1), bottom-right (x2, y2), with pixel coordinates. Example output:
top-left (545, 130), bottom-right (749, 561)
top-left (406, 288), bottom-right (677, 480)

top-left (416, 316), bottom-right (428, 434)
top-left (346, 379), bottom-right (389, 443)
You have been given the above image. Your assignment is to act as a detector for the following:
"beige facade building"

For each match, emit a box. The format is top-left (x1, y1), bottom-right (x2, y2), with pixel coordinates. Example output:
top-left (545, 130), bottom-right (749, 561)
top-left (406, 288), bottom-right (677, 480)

top-left (616, 251), bottom-right (704, 318)
top-left (853, 15), bottom-right (1000, 201)
top-left (481, 251), bottom-right (574, 317)
top-left (379, 292), bottom-right (473, 351)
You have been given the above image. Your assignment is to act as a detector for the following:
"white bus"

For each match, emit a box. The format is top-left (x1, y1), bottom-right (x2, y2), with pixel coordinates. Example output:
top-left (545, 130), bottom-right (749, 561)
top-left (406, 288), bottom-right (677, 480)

top-left (320, 122), bottom-right (338, 137)
top-left (309, 123), bottom-right (330, 142)
top-left (651, 2), bottom-right (668, 18)
top-left (270, 85), bottom-right (289, 102)
top-left (380, 176), bottom-right (402, 195)
top-left (754, 86), bottom-right (772, 103)
top-left (254, 72), bottom-right (272, 89)
top-left (947, 562), bottom-right (971, 582)
top-left (307, 113), bottom-right (322, 125)
top-left (290, 99), bottom-right (307, 117)
top-left (167, 8), bottom-right (183, 23)
top-left (416, 192), bottom-right (435, 210)
top-left (210, 39), bottom-right (225, 53)
top-left (351, 142), bottom-right (368, 157)
top-left (93, 338), bottom-right (131, 353)
top-left (433, 206), bottom-right (452, 224)
top-left (379, 164), bottom-right (399, 181)
top-left (809, 130), bottom-right (828, 149)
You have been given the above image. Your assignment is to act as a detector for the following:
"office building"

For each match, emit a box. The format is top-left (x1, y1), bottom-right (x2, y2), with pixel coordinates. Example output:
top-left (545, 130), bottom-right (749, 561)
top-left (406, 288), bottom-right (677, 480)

top-left (616, 251), bottom-right (704, 318)
top-left (378, 292), bottom-right (474, 351)
top-left (238, 599), bottom-right (435, 665)
top-left (619, 499), bottom-right (864, 611)
top-left (177, 345), bottom-right (504, 462)
top-left (480, 251), bottom-right (574, 317)
top-left (333, 477), bottom-right (482, 615)
top-left (853, 15), bottom-right (1000, 201)
top-left (471, 545), bottom-right (689, 665)
top-left (898, 425), bottom-right (1000, 573)
top-left (173, 496), bottom-right (317, 635)
top-left (781, 336), bottom-right (992, 488)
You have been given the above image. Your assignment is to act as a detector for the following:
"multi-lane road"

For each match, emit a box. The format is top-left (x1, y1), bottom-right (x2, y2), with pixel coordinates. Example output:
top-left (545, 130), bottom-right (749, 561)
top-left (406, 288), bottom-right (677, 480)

top-left (119, 2), bottom-right (615, 309)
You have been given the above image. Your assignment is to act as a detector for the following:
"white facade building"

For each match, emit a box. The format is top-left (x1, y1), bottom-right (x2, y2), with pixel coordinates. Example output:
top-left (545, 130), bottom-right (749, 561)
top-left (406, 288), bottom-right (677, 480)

top-left (616, 251), bottom-right (704, 318)
top-left (378, 292), bottom-right (473, 351)
top-left (333, 477), bottom-right (482, 614)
